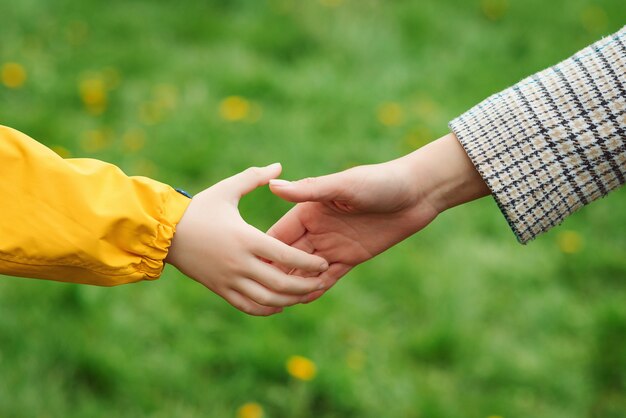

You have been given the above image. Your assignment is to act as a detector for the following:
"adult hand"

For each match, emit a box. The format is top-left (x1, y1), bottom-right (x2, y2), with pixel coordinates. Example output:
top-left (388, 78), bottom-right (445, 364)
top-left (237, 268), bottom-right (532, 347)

top-left (268, 133), bottom-right (490, 302)
top-left (166, 163), bottom-right (330, 316)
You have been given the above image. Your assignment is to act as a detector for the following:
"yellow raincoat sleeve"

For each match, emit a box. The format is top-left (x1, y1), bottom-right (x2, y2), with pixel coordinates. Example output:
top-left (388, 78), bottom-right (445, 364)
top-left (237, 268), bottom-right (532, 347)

top-left (0, 125), bottom-right (191, 286)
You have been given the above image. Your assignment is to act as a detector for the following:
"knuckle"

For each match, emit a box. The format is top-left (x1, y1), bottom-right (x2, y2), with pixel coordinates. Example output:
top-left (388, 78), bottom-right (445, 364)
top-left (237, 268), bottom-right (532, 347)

top-left (231, 300), bottom-right (253, 315)
top-left (256, 294), bottom-right (275, 306)
top-left (272, 279), bottom-right (293, 294)
top-left (275, 249), bottom-right (290, 265)
top-left (301, 177), bottom-right (319, 199)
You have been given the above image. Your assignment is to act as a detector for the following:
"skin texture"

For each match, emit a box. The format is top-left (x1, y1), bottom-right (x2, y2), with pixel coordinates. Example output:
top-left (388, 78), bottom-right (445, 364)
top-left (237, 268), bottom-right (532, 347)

top-left (268, 133), bottom-right (491, 303)
top-left (166, 163), bottom-right (330, 316)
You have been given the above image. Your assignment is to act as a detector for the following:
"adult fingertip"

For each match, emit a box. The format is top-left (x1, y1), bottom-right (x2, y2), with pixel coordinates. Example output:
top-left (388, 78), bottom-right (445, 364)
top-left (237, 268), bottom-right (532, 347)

top-left (269, 179), bottom-right (291, 188)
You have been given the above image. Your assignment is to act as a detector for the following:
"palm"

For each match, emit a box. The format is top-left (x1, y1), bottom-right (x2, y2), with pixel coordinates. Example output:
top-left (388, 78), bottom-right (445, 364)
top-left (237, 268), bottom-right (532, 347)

top-left (269, 190), bottom-right (438, 296)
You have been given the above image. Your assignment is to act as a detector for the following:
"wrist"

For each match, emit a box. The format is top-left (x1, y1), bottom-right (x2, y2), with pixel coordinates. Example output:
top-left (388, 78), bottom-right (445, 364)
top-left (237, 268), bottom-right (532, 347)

top-left (402, 132), bottom-right (490, 214)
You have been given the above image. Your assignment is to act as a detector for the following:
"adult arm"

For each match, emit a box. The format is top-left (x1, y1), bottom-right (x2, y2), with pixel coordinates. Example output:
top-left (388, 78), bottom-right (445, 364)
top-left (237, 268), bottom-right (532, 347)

top-left (268, 25), bottom-right (626, 299)
top-left (450, 25), bottom-right (626, 243)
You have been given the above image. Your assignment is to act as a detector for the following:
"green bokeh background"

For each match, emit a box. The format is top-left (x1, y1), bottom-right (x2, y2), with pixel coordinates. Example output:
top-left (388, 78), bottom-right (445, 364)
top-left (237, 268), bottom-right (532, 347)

top-left (1, 1), bottom-right (625, 417)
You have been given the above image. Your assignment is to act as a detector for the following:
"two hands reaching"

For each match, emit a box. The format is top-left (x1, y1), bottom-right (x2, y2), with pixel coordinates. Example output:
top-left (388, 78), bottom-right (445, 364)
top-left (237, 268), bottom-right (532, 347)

top-left (166, 133), bottom-right (491, 315)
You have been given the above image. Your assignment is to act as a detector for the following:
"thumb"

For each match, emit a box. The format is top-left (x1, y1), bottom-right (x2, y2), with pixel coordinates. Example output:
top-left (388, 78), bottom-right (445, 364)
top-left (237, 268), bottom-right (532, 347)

top-left (269, 172), bottom-right (348, 203)
top-left (222, 163), bottom-right (283, 200)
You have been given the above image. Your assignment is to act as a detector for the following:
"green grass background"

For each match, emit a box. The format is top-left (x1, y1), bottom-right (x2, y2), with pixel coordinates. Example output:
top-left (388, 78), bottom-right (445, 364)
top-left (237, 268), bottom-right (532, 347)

top-left (1, 0), bottom-right (626, 417)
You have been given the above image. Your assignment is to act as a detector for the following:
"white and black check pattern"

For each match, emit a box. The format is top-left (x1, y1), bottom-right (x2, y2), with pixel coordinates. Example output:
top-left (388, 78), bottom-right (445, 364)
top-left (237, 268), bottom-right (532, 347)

top-left (450, 26), bottom-right (626, 243)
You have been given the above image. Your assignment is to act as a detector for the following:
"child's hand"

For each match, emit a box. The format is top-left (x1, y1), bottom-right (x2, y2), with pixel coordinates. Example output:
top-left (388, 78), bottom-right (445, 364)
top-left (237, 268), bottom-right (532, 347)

top-left (166, 163), bottom-right (330, 316)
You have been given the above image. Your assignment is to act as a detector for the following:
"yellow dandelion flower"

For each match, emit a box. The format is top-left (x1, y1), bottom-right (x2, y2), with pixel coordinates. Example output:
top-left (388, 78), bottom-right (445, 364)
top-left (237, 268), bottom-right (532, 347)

top-left (377, 102), bottom-right (404, 127)
top-left (103, 67), bottom-right (122, 90)
top-left (319, 0), bottom-right (343, 7)
top-left (1, 62), bottom-right (27, 89)
top-left (79, 76), bottom-right (107, 115)
top-left (219, 96), bottom-right (250, 121)
top-left (80, 130), bottom-right (110, 153)
top-left (403, 126), bottom-right (432, 150)
top-left (557, 230), bottom-right (583, 254)
top-left (346, 350), bottom-right (365, 372)
top-left (481, 0), bottom-right (508, 21)
top-left (50, 146), bottom-right (72, 159)
top-left (269, 0), bottom-right (294, 13)
top-left (66, 20), bottom-right (89, 46)
top-left (237, 402), bottom-right (264, 418)
top-left (139, 101), bottom-right (165, 125)
top-left (153, 83), bottom-right (179, 111)
top-left (131, 158), bottom-right (158, 178)
top-left (580, 5), bottom-right (608, 34)
top-left (122, 128), bottom-right (146, 152)
top-left (414, 97), bottom-right (439, 119)
top-left (286, 355), bottom-right (317, 381)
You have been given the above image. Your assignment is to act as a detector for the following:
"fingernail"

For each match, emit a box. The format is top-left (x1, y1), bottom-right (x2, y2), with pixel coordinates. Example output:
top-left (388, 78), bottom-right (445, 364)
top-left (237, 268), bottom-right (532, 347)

top-left (320, 261), bottom-right (329, 271)
top-left (317, 282), bottom-right (326, 290)
top-left (269, 179), bottom-right (291, 187)
top-left (266, 162), bottom-right (281, 170)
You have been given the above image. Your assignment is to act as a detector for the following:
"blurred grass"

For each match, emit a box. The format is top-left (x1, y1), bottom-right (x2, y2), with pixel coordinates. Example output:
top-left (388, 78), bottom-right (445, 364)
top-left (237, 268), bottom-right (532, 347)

top-left (1, 0), bottom-right (626, 417)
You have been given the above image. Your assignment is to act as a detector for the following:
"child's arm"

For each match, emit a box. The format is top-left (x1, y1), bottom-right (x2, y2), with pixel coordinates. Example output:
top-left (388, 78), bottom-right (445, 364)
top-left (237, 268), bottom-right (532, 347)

top-left (0, 126), bottom-right (327, 315)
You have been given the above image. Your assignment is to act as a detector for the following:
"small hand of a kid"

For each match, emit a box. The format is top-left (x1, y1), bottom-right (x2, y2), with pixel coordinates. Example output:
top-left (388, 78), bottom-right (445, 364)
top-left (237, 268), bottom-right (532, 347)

top-left (165, 163), bottom-right (330, 316)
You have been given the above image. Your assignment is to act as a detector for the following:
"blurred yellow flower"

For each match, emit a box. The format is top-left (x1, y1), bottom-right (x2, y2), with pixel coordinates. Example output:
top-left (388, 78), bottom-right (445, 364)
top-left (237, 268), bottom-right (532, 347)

top-left (237, 402), bottom-right (263, 418)
top-left (557, 230), bottom-right (583, 254)
top-left (403, 126), bottom-right (432, 150)
top-left (122, 128), bottom-right (146, 152)
top-left (66, 20), bottom-right (89, 46)
top-left (377, 102), bottom-right (404, 127)
top-left (51, 146), bottom-right (72, 159)
top-left (219, 96), bottom-right (250, 121)
top-left (286, 355), bottom-right (317, 381)
top-left (154, 83), bottom-right (179, 111)
top-left (80, 130), bottom-right (111, 153)
top-left (481, 0), bottom-right (508, 21)
top-left (131, 158), bottom-right (158, 178)
top-left (1, 62), bottom-right (27, 89)
top-left (319, 0), bottom-right (343, 7)
top-left (139, 101), bottom-right (165, 125)
top-left (346, 349), bottom-right (365, 371)
top-left (79, 76), bottom-right (107, 115)
top-left (414, 97), bottom-right (439, 119)
top-left (580, 5), bottom-right (608, 34)
top-left (103, 67), bottom-right (122, 90)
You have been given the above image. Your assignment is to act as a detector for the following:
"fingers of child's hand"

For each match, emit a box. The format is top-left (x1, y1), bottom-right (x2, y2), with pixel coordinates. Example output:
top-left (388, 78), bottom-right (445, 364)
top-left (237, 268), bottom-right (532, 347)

top-left (248, 229), bottom-right (328, 273)
top-left (250, 261), bottom-right (325, 295)
top-left (301, 263), bottom-right (353, 303)
top-left (223, 289), bottom-right (283, 317)
top-left (235, 278), bottom-right (304, 307)
top-left (270, 235), bottom-right (316, 273)
top-left (221, 163), bottom-right (282, 200)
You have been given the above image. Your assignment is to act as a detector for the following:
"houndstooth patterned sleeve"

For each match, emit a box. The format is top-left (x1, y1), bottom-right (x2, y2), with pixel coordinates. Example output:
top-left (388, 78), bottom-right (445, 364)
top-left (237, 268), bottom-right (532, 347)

top-left (450, 26), bottom-right (626, 244)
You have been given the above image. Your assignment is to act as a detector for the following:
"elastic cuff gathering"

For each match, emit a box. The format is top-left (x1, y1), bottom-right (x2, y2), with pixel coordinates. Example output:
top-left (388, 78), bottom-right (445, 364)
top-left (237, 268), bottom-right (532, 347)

top-left (140, 188), bottom-right (191, 280)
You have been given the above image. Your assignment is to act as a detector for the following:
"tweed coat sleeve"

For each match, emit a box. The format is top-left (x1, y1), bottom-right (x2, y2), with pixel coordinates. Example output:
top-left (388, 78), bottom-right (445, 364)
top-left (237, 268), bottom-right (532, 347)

top-left (450, 26), bottom-right (626, 244)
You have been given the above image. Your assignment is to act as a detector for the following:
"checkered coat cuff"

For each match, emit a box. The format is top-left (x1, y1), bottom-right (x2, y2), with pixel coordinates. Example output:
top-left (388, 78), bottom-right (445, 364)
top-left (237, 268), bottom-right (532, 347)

top-left (450, 26), bottom-right (626, 244)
